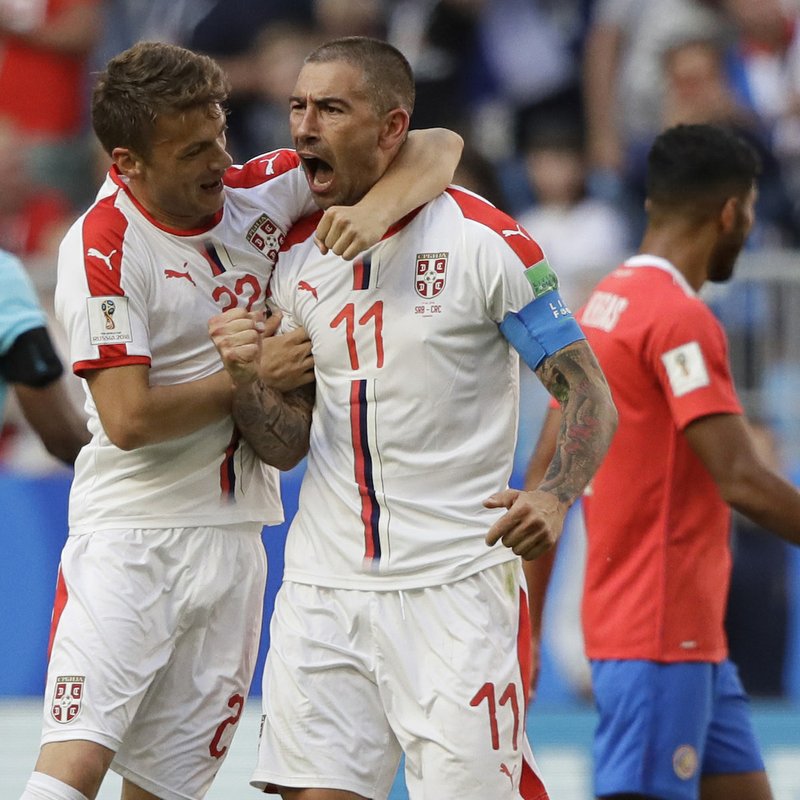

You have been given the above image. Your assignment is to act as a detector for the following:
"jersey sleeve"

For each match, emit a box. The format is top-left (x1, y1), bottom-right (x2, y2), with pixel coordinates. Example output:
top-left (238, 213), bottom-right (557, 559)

top-left (226, 149), bottom-right (318, 232)
top-left (647, 301), bottom-right (742, 430)
top-left (0, 250), bottom-right (46, 357)
top-left (444, 188), bottom-right (584, 371)
top-left (472, 220), bottom-right (585, 371)
top-left (55, 199), bottom-right (152, 377)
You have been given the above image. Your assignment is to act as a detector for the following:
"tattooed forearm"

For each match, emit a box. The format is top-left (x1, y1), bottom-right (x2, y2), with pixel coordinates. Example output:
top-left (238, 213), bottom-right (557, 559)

top-left (534, 340), bottom-right (617, 505)
top-left (233, 380), bottom-right (315, 470)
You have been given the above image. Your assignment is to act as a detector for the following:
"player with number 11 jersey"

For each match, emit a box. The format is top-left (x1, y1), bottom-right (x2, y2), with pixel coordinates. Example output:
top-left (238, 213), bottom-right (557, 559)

top-left (271, 186), bottom-right (583, 589)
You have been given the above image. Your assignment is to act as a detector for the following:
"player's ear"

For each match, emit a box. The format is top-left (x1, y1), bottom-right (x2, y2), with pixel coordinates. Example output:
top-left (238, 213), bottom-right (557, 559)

top-left (719, 196), bottom-right (738, 233)
top-left (379, 107), bottom-right (410, 152)
top-left (112, 147), bottom-right (145, 179)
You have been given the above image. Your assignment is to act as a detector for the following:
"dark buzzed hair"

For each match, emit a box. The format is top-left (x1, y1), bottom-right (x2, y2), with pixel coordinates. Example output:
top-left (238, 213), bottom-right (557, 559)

top-left (92, 41), bottom-right (230, 157)
top-left (646, 124), bottom-right (761, 220)
top-left (304, 36), bottom-right (415, 117)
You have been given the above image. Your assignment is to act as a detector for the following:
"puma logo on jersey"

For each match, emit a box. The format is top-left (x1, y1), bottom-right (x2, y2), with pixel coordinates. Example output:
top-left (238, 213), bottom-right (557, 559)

top-left (164, 264), bottom-right (197, 286)
top-left (499, 763), bottom-right (516, 787)
top-left (263, 153), bottom-right (280, 175)
top-left (501, 224), bottom-right (530, 240)
top-left (297, 280), bottom-right (318, 300)
top-left (87, 247), bottom-right (117, 269)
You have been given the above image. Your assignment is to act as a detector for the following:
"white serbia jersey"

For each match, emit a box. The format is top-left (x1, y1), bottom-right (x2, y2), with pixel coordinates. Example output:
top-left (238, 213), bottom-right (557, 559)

top-left (272, 187), bottom-right (554, 589)
top-left (56, 150), bottom-right (316, 534)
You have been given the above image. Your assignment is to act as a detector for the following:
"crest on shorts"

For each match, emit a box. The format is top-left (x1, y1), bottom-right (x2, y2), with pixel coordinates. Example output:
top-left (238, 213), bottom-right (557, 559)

top-left (51, 675), bottom-right (84, 724)
top-left (415, 252), bottom-right (448, 299)
top-left (672, 744), bottom-right (698, 779)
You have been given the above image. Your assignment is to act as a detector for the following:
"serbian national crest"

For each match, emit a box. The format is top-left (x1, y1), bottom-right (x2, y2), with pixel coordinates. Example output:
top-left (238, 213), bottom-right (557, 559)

top-left (246, 214), bottom-right (284, 262)
top-left (51, 675), bottom-right (85, 724)
top-left (415, 251), bottom-right (448, 299)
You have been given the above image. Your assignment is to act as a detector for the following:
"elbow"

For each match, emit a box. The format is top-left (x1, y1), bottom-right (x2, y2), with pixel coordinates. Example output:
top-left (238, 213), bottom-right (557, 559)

top-left (445, 128), bottom-right (465, 157)
top-left (42, 427), bottom-right (90, 466)
top-left (45, 440), bottom-right (84, 466)
top-left (272, 454), bottom-right (305, 472)
top-left (596, 384), bottom-right (619, 448)
top-left (713, 459), bottom-right (762, 511)
top-left (101, 415), bottom-right (150, 451)
top-left (265, 438), bottom-right (311, 471)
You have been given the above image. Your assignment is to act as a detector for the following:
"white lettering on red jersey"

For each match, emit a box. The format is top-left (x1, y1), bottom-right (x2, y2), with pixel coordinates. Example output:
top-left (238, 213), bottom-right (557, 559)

top-left (577, 255), bottom-right (742, 661)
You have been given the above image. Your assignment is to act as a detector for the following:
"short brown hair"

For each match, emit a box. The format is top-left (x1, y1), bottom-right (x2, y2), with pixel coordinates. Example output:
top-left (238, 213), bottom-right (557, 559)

top-left (304, 36), bottom-right (415, 117)
top-left (92, 41), bottom-right (230, 157)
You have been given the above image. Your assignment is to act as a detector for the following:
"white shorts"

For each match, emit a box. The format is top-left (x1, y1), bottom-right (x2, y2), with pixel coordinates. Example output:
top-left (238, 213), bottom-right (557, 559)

top-left (252, 560), bottom-right (549, 800)
top-left (42, 525), bottom-right (267, 800)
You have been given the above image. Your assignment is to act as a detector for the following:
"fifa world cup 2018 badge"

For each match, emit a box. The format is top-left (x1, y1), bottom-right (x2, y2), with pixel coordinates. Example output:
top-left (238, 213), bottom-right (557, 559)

top-left (51, 675), bottom-right (85, 723)
top-left (414, 252), bottom-right (448, 299)
top-left (101, 299), bottom-right (116, 330)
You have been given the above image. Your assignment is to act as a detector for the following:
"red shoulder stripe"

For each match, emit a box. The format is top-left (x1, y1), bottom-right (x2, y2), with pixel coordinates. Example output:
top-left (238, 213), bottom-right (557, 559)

top-left (225, 149), bottom-right (302, 189)
top-left (446, 187), bottom-right (544, 268)
top-left (81, 192), bottom-right (130, 363)
top-left (82, 193), bottom-right (127, 297)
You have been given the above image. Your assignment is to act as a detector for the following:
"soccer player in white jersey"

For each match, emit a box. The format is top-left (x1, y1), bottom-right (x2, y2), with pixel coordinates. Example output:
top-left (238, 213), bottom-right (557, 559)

top-left (210, 37), bottom-right (618, 800)
top-left (18, 42), bottom-right (462, 800)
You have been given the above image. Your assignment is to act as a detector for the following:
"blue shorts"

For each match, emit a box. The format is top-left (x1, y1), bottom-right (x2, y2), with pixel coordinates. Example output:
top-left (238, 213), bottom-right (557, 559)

top-left (590, 659), bottom-right (764, 800)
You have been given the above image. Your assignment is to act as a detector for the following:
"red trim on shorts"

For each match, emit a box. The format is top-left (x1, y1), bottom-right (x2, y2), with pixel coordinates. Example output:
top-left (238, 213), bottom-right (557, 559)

top-left (517, 587), bottom-right (533, 705)
top-left (517, 586), bottom-right (550, 799)
top-left (519, 760), bottom-right (550, 800)
top-left (47, 567), bottom-right (68, 661)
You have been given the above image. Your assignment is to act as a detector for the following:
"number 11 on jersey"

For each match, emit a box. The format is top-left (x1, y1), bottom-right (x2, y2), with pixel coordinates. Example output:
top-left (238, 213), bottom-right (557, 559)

top-left (330, 301), bottom-right (385, 370)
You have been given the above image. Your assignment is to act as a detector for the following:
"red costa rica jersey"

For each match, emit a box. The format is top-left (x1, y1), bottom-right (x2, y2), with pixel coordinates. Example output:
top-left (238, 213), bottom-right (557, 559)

top-left (578, 255), bottom-right (742, 662)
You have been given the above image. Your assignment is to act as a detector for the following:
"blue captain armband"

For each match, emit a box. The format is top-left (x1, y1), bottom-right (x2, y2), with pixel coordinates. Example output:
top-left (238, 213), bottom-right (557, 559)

top-left (499, 290), bottom-right (585, 371)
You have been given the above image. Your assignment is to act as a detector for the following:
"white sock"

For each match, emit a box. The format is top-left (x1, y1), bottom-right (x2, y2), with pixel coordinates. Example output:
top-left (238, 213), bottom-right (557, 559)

top-left (19, 771), bottom-right (90, 800)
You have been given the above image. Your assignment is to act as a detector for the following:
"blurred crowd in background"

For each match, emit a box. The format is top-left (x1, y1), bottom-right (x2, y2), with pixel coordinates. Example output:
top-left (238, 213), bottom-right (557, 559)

top-left (3, 0), bottom-right (800, 287)
top-left (1, 0), bottom-right (800, 701)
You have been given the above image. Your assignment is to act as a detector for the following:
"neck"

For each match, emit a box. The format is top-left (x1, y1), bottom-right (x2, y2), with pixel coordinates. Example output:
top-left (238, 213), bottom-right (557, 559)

top-left (638, 221), bottom-right (714, 292)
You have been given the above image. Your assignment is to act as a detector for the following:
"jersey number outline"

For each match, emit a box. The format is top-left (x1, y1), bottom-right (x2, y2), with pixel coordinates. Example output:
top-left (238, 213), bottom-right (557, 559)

top-left (330, 301), bottom-right (384, 370)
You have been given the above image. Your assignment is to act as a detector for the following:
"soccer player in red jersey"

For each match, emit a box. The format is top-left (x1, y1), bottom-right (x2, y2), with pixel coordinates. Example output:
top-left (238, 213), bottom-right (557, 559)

top-left (525, 123), bottom-right (800, 800)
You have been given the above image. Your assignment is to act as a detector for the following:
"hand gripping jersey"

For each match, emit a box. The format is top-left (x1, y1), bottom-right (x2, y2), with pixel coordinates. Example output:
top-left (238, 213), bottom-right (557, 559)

top-left (578, 256), bottom-right (743, 662)
top-left (55, 150), bottom-right (316, 534)
top-left (271, 187), bottom-right (584, 590)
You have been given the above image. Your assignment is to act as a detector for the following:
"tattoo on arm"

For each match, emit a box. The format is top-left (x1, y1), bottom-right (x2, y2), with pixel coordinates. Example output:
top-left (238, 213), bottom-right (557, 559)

top-left (233, 380), bottom-right (315, 470)
top-left (535, 340), bottom-right (617, 505)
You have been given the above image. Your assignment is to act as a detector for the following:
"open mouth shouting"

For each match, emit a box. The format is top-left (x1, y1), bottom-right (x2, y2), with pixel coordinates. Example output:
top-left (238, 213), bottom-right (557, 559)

top-left (299, 153), bottom-right (335, 195)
